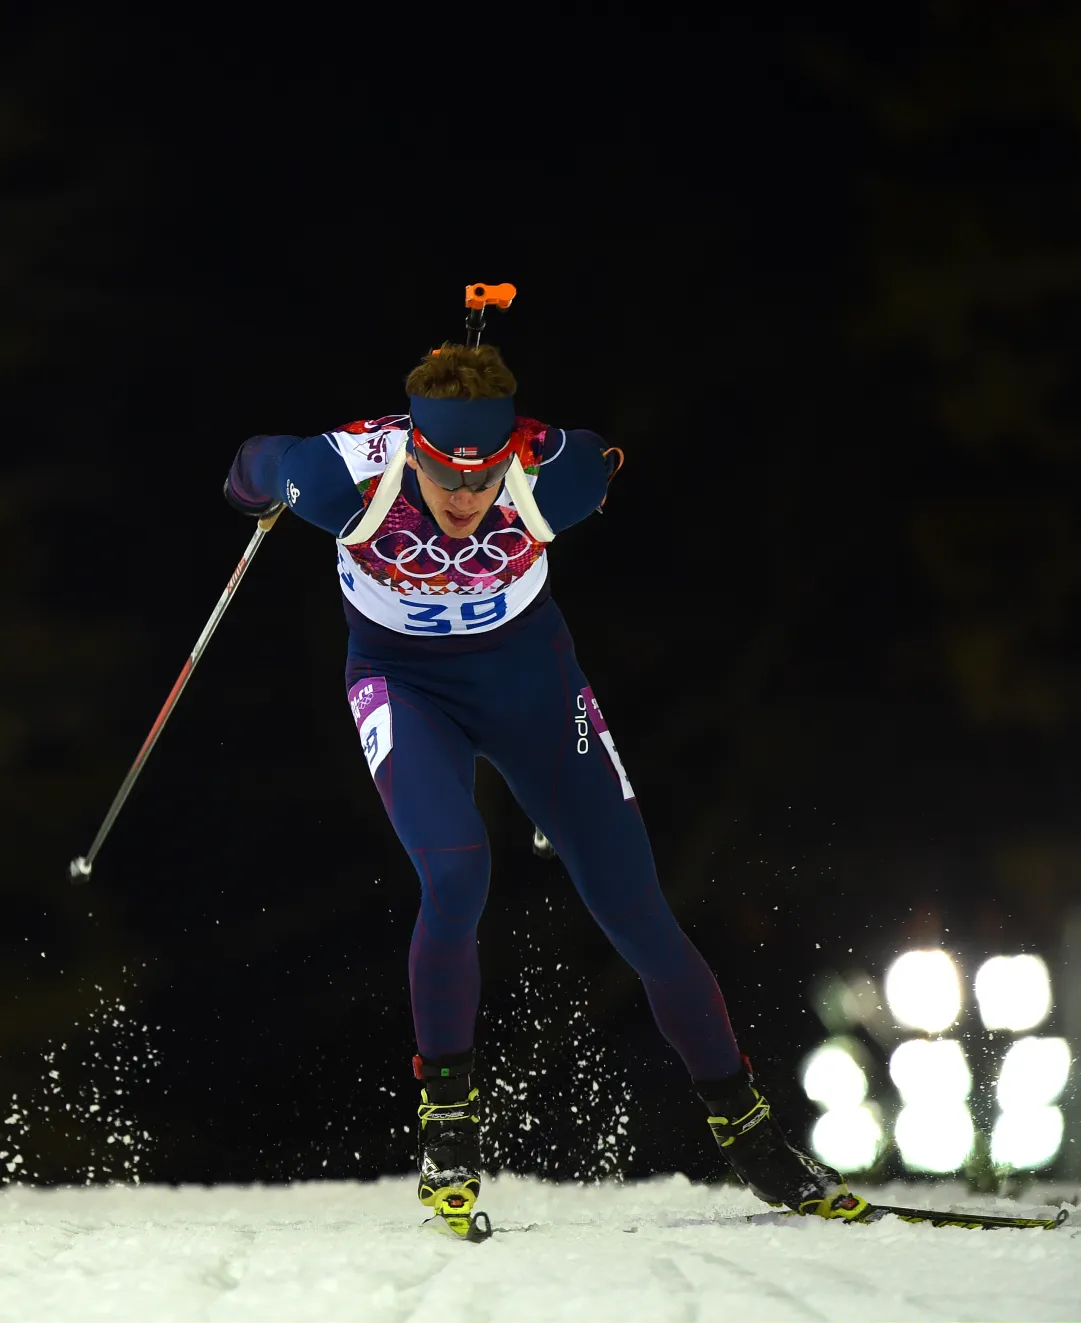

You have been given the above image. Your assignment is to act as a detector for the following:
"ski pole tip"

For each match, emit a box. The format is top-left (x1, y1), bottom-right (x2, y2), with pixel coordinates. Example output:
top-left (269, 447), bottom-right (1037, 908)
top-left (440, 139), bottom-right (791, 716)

top-left (69, 856), bottom-right (92, 884)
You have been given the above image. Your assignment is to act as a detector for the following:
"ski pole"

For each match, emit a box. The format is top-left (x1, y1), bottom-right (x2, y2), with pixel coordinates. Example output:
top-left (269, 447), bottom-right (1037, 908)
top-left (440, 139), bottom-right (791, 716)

top-left (69, 507), bottom-right (284, 883)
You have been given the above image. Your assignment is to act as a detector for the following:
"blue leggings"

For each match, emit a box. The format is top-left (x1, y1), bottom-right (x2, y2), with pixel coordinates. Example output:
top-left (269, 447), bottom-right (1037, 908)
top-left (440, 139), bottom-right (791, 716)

top-left (345, 599), bottom-right (740, 1082)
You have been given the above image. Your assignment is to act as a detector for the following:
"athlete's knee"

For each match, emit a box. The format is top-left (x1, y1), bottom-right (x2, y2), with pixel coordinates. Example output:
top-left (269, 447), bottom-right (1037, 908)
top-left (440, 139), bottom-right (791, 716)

top-left (412, 843), bottom-right (490, 935)
top-left (596, 894), bottom-right (689, 971)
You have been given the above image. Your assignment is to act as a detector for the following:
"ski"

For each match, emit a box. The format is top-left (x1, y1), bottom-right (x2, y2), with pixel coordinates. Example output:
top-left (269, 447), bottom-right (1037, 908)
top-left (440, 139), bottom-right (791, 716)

top-left (857, 1203), bottom-right (1069, 1231)
top-left (749, 1204), bottom-right (1070, 1232)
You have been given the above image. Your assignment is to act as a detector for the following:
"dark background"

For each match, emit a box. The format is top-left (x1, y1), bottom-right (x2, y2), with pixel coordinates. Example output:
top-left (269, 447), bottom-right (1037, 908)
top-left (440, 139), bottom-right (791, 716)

top-left (2, 4), bottom-right (1079, 1187)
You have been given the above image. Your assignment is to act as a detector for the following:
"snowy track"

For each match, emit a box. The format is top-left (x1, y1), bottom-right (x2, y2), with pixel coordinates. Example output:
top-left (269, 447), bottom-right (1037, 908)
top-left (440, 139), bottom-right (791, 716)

top-left (0, 1175), bottom-right (1077, 1323)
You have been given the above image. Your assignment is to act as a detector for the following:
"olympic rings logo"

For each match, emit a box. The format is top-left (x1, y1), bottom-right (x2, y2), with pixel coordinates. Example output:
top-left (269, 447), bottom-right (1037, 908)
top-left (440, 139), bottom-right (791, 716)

top-left (367, 528), bottom-right (534, 580)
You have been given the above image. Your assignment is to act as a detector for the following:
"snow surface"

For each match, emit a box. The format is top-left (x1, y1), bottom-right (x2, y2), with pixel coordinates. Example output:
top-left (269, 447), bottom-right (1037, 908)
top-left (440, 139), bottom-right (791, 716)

top-left (0, 1175), bottom-right (1077, 1323)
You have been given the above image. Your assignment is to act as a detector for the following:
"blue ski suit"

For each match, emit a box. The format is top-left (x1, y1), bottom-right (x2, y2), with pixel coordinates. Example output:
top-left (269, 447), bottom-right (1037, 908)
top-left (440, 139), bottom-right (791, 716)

top-left (226, 414), bottom-right (740, 1080)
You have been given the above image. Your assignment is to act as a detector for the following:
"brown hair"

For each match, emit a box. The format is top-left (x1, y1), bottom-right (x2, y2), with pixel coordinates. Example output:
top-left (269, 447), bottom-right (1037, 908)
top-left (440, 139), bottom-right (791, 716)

top-left (405, 343), bottom-right (517, 400)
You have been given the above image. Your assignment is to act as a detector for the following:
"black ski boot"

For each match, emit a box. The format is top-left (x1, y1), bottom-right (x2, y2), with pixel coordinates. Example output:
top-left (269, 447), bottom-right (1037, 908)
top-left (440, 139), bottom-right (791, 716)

top-left (696, 1060), bottom-right (868, 1220)
top-left (414, 1051), bottom-right (487, 1238)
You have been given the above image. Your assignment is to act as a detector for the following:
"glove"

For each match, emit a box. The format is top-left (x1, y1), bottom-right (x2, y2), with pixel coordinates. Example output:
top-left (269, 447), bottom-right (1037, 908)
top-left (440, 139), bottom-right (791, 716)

top-left (223, 478), bottom-right (284, 520)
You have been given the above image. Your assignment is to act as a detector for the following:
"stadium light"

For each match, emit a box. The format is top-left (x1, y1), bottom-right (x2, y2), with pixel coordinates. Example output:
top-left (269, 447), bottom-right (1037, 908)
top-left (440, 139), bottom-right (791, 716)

top-left (991, 1106), bottom-right (1064, 1170)
top-left (974, 955), bottom-right (1052, 1032)
top-left (884, 950), bottom-right (962, 1033)
top-left (996, 1037), bottom-right (1071, 1109)
top-left (888, 1039), bottom-right (973, 1173)
top-left (801, 1040), bottom-right (869, 1111)
top-left (894, 1103), bottom-right (974, 1172)
top-left (889, 1038), bottom-right (972, 1104)
top-left (801, 1039), bottom-right (882, 1171)
top-left (811, 1106), bottom-right (883, 1171)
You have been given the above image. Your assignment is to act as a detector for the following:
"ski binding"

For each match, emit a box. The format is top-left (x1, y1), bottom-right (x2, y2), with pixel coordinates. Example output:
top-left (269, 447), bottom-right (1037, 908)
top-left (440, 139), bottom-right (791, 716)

top-left (423, 1209), bottom-right (493, 1242)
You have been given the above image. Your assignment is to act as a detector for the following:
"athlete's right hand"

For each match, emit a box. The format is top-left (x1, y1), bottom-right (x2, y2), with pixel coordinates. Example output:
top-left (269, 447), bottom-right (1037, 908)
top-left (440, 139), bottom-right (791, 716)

top-left (222, 479), bottom-right (284, 520)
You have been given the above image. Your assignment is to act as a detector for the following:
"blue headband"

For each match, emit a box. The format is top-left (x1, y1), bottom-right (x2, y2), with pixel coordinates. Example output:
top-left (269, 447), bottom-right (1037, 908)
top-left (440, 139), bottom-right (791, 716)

top-left (408, 394), bottom-right (516, 458)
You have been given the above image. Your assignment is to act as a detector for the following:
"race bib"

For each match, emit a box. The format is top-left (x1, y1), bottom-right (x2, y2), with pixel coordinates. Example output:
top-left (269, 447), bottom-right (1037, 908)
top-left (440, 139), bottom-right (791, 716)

top-left (348, 675), bottom-right (392, 776)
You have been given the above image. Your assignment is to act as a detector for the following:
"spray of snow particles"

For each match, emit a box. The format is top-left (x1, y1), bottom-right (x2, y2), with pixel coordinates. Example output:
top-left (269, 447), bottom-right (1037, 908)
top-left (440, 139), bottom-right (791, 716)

top-left (2, 974), bottom-right (161, 1186)
top-left (481, 899), bottom-right (635, 1183)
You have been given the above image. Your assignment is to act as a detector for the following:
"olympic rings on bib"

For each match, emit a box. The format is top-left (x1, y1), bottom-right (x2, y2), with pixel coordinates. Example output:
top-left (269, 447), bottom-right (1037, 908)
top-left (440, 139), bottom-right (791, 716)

top-left (367, 527), bottom-right (534, 580)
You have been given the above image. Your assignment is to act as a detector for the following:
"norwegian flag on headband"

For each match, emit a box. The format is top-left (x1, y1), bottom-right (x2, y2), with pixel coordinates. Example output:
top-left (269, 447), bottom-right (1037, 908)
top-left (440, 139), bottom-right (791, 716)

top-left (452, 446), bottom-right (479, 457)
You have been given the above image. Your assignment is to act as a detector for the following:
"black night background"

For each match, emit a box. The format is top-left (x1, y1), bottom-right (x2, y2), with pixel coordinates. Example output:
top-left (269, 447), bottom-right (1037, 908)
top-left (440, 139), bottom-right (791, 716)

top-left (2, 5), bottom-right (1079, 1192)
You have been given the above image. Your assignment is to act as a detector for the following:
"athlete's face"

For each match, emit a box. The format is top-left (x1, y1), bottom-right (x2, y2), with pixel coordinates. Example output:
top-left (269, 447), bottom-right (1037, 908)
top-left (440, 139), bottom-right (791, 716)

top-left (406, 455), bottom-right (503, 539)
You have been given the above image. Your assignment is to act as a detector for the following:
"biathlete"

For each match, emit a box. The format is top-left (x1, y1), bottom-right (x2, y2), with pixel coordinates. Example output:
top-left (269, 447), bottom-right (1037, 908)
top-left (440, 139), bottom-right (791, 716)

top-left (224, 299), bottom-right (867, 1237)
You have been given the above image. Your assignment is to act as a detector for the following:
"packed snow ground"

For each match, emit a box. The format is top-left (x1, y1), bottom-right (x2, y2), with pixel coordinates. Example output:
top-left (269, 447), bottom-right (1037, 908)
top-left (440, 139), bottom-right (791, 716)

top-left (0, 1174), bottom-right (1077, 1323)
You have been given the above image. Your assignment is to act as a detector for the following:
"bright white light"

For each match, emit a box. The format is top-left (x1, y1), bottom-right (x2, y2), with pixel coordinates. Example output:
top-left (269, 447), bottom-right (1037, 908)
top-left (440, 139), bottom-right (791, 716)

top-left (811, 1106), bottom-right (882, 1171)
top-left (895, 1103), bottom-right (974, 1172)
top-left (889, 1038), bottom-right (971, 1103)
top-left (991, 1105), bottom-right (1064, 1169)
top-left (801, 1041), bottom-right (868, 1111)
top-left (996, 1037), bottom-right (1071, 1108)
top-left (885, 950), bottom-right (962, 1033)
top-left (974, 955), bottom-right (1052, 1032)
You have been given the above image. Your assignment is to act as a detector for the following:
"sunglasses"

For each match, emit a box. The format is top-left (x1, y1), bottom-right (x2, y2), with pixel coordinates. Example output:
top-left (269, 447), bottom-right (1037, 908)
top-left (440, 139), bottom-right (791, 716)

top-left (411, 428), bottom-right (514, 493)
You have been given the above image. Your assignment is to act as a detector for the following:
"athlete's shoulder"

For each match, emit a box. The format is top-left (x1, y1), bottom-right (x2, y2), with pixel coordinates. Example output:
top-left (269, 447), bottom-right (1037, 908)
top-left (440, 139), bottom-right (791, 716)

top-left (324, 413), bottom-right (411, 481)
top-left (333, 413), bottom-right (411, 437)
top-left (527, 424), bottom-right (609, 534)
top-left (512, 417), bottom-right (558, 471)
top-left (516, 419), bottom-right (604, 456)
top-left (328, 414), bottom-right (412, 454)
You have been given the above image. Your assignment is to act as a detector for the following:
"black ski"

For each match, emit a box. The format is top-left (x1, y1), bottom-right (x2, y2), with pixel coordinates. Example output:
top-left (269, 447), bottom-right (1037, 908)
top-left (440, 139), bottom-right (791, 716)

top-left (858, 1203), bottom-right (1069, 1231)
top-left (433, 1204), bottom-right (1069, 1238)
top-left (750, 1204), bottom-right (1069, 1231)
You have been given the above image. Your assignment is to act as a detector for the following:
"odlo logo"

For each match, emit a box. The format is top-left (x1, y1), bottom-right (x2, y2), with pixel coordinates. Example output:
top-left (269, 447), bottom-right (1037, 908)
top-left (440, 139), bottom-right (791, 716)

top-left (575, 693), bottom-right (589, 755)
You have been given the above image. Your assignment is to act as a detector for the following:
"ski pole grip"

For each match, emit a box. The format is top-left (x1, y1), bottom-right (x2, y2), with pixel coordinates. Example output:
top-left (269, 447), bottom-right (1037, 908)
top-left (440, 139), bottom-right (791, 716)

top-left (258, 507), bottom-right (286, 532)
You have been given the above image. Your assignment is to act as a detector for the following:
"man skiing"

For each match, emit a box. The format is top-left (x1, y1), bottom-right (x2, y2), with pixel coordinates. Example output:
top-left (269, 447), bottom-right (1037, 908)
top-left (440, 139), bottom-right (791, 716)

top-left (223, 297), bottom-right (867, 1237)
